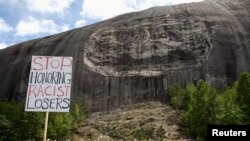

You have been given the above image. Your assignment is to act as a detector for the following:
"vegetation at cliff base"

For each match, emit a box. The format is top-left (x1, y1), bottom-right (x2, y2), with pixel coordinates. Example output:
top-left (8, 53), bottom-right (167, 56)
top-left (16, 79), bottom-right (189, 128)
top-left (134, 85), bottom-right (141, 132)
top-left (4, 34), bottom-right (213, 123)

top-left (169, 72), bottom-right (250, 139)
top-left (0, 97), bottom-right (88, 141)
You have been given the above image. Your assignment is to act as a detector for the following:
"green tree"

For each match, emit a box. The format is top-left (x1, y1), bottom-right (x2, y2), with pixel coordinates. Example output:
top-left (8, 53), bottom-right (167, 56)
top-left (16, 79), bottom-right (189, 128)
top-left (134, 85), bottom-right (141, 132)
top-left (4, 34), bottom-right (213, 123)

top-left (236, 72), bottom-right (250, 122)
top-left (187, 80), bottom-right (217, 138)
top-left (0, 95), bottom-right (89, 141)
top-left (47, 96), bottom-right (89, 140)
top-left (71, 97), bottom-right (88, 128)
top-left (169, 83), bottom-right (189, 110)
top-left (19, 111), bottom-right (44, 140)
top-left (0, 101), bottom-right (44, 141)
top-left (48, 113), bottom-right (73, 140)
top-left (216, 83), bottom-right (244, 124)
top-left (178, 84), bottom-right (196, 126)
top-left (0, 112), bottom-right (15, 141)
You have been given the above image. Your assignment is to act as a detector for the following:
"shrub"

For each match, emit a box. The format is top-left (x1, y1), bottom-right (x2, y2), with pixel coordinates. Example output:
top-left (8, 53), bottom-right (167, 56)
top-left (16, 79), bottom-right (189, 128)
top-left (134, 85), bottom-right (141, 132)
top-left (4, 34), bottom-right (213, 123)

top-left (169, 84), bottom-right (189, 110)
top-left (187, 80), bottom-right (217, 138)
top-left (71, 96), bottom-right (89, 128)
top-left (48, 113), bottom-right (74, 140)
top-left (236, 72), bottom-right (250, 123)
top-left (0, 96), bottom-right (89, 140)
top-left (215, 83), bottom-right (245, 124)
top-left (171, 75), bottom-right (249, 139)
top-left (0, 101), bottom-right (44, 141)
top-left (48, 96), bottom-right (88, 140)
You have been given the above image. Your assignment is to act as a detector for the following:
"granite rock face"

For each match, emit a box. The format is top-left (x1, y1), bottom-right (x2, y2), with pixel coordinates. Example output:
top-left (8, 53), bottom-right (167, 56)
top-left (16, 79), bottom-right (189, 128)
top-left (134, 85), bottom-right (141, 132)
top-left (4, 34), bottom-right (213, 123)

top-left (0, 0), bottom-right (250, 111)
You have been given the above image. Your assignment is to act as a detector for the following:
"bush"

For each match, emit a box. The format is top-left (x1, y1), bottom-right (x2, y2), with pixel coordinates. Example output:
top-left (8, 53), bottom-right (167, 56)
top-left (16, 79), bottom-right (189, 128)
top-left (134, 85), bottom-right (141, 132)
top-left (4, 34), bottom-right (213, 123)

top-left (169, 84), bottom-right (189, 110)
top-left (71, 96), bottom-right (89, 128)
top-left (48, 113), bottom-right (74, 140)
top-left (0, 102), bottom-right (20, 141)
top-left (187, 80), bottom-right (217, 138)
top-left (0, 96), bottom-right (89, 140)
top-left (216, 83), bottom-right (245, 124)
top-left (0, 101), bottom-right (44, 141)
top-left (169, 73), bottom-right (250, 139)
top-left (236, 72), bottom-right (250, 123)
top-left (48, 96), bottom-right (89, 140)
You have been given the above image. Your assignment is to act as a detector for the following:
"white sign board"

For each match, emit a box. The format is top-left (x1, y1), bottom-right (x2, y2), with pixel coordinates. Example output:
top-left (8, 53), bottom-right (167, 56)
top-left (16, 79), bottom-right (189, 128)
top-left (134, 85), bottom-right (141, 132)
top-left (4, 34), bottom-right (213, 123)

top-left (25, 56), bottom-right (73, 112)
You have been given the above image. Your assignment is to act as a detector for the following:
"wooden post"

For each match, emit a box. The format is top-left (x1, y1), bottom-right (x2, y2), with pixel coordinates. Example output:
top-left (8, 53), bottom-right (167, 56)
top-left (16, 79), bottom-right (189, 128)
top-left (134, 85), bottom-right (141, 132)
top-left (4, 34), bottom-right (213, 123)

top-left (43, 112), bottom-right (49, 141)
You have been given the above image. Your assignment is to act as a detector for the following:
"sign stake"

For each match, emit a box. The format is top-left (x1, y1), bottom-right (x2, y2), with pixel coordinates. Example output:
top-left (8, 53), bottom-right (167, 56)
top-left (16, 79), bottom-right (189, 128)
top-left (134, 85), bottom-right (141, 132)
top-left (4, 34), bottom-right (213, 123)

top-left (43, 112), bottom-right (49, 141)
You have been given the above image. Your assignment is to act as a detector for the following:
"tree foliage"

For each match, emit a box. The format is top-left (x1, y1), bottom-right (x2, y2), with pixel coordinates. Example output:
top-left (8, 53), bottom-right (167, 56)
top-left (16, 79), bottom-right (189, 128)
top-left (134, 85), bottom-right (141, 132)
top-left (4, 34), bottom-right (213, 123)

top-left (0, 101), bottom-right (44, 141)
top-left (0, 97), bottom-right (89, 140)
top-left (187, 80), bottom-right (217, 138)
top-left (169, 84), bottom-right (189, 110)
top-left (215, 83), bottom-right (244, 124)
top-left (236, 72), bottom-right (250, 122)
top-left (169, 72), bottom-right (250, 139)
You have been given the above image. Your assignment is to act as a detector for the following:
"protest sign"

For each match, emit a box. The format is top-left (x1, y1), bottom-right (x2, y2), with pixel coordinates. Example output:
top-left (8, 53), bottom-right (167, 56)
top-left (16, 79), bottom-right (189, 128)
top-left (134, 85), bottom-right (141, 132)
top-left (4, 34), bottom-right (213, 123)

top-left (25, 56), bottom-right (73, 112)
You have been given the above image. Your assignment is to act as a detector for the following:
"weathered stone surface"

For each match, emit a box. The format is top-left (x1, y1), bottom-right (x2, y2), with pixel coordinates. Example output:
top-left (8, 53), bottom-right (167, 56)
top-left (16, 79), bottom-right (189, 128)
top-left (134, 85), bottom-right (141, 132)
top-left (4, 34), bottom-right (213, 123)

top-left (84, 12), bottom-right (211, 76)
top-left (0, 0), bottom-right (250, 111)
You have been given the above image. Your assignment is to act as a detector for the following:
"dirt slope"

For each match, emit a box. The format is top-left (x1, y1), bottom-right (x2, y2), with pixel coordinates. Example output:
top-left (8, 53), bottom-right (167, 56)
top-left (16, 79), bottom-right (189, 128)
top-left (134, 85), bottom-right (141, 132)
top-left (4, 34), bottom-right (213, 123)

top-left (73, 101), bottom-right (192, 141)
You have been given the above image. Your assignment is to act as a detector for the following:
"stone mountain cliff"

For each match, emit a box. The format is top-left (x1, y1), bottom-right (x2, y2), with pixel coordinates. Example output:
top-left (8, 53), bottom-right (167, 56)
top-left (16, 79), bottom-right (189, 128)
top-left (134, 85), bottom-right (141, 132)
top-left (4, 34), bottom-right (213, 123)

top-left (0, 0), bottom-right (250, 111)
